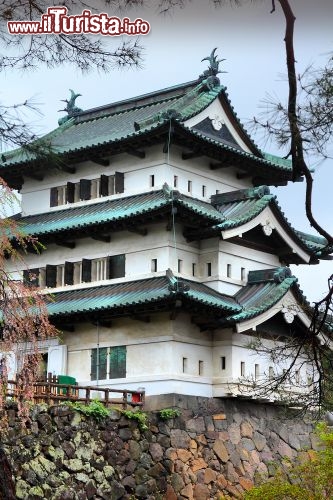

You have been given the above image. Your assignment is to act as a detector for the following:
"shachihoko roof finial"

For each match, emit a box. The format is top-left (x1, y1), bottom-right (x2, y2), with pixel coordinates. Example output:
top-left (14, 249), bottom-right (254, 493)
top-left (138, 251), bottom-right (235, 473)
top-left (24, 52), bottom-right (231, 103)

top-left (58, 89), bottom-right (83, 125)
top-left (199, 48), bottom-right (226, 90)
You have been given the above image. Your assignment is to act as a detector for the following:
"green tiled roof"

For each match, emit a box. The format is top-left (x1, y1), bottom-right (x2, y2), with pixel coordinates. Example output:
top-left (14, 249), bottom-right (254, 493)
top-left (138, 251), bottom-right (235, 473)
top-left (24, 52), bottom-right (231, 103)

top-left (1, 80), bottom-right (224, 167)
top-left (15, 185), bottom-right (331, 261)
top-left (223, 272), bottom-right (298, 324)
top-left (1, 77), bottom-right (293, 179)
top-left (47, 273), bottom-right (240, 319)
top-left (212, 193), bottom-right (274, 230)
top-left (296, 230), bottom-right (332, 257)
top-left (263, 152), bottom-right (293, 169)
top-left (46, 267), bottom-right (308, 330)
top-left (15, 187), bottom-right (222, 238)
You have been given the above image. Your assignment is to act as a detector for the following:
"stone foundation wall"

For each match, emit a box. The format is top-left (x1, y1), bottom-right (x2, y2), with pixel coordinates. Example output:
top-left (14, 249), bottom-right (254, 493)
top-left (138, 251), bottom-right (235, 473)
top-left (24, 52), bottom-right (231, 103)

top-left (2, 396), bottom-right (317, 499)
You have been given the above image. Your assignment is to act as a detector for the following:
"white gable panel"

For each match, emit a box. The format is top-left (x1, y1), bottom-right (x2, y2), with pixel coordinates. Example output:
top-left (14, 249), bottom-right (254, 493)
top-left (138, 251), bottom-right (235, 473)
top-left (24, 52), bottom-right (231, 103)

top-left (184, 99), bottom-right (253, 154)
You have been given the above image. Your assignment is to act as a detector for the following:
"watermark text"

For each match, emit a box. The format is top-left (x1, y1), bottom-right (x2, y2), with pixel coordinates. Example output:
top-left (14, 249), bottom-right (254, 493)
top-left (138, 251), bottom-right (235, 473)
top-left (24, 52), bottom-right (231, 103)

top-left (7, 7), bottom-right (150, 36)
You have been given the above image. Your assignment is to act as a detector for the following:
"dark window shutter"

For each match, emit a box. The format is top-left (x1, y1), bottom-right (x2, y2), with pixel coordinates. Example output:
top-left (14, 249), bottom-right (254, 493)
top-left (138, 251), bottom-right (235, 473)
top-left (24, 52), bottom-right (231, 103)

top-left (115, 172), bottom-right (124, 194)
top-left (109, 346), bottom-right (126, 378)
top-left (67, 182), bottom-right (75, 203)
top-left (91, 347), bottom-right (107, 380)
top-left (81, 259), bottom-right (92, 282)
top-left (100, 175), bottom-right (109, 197)
top-left (80, 179), bottom-right (91, 200)
top-left (50, 187), bottom-right (58, 207)
top-left (45, 265), bottom-right (57, 288)
top-left (23, 268), bottom-right (39, 287)
top-left (108, 254), bottom-right (125, 279)
top-left (64, 261), bottom-right (74, 285)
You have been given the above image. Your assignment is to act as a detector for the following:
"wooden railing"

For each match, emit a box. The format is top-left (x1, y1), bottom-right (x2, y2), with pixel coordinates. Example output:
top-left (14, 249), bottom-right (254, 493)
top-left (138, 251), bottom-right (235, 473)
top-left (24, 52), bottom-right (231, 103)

top-left (5, 377), bottom-right (145, 409)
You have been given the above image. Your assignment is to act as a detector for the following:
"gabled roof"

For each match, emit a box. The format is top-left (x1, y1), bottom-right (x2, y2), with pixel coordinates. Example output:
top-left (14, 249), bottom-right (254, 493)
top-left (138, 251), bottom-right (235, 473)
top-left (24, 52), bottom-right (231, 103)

top-left (0, 75), bottom-right (294, 187)
top-left (217, 267), bottom-right (312, 333)
top-left (14, 185), bottom-right (331, 263)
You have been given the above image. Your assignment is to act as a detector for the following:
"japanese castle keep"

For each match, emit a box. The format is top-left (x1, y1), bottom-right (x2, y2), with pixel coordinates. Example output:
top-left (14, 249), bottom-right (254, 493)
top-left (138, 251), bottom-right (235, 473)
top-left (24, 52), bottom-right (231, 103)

top-left (2, 51), bottom-right (332, 401)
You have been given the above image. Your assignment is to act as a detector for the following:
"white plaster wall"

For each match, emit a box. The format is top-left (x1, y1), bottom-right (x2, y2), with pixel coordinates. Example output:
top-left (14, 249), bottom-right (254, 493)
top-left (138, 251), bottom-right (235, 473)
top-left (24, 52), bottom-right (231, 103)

top-left (20, 142), bottom-right (252, 216)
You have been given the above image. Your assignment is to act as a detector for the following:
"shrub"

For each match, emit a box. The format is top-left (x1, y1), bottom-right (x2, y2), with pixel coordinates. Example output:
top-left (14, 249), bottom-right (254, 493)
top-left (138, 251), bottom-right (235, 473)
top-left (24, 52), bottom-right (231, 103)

top-left (159, 408), bottom-right (181, 420)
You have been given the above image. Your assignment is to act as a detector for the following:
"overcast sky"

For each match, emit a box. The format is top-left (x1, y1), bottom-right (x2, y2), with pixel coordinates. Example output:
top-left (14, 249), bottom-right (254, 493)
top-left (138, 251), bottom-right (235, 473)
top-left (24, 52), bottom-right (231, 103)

top-left (1, 0), bottom-right (332, 302)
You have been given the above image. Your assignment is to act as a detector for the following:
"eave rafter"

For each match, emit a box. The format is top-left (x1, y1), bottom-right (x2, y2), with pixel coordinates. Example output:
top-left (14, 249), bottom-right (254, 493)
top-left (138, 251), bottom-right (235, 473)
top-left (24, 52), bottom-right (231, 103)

top-left (92, 234), bottom-right (111, 243)
top-left (56, 241), bottom-right (76, 249)
top-left (126, 148), bottom-right (145, 159)
top-left (182, 149), bottom-right (203, 160)
top-left (24, 172), bottom-right (44, 181)
top-left (91, 157), bottom-right (110, 167)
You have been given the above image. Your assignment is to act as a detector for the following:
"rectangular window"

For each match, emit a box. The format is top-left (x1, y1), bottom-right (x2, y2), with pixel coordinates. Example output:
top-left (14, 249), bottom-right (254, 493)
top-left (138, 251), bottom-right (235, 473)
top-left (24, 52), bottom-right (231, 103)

top-left (108, 175), bottom-right (116, 195)
top-left (240, 361), bottom-right (245, 377)
top-left (50, 185), bottom-right (67, 207)
top-left (39, 268), bottom-right (46, 288)
top-left (90, 178), bottom-right (101, 199)
top-left (221, 356), bottom-right (226, 370)
top-left (227, 264), bottom-right (232, 278)
top-left (114, 171), bottom-right (124, 194)
top-left (64, 261), bottom-right (74, 286)
top-left (73, 262), bottom-right (82, 285)
top-left (149, 174), bottom-right (155, 187)
top-left (23, 268), bottom-right (40, 287)
top-left (58, 186), bottom-right (67, 206)
top-left (192, 263), bottom-right (196, 277)
top-left (91, 346), bottom-right (126, 381)
top-left (92, 258), bottom-right (108, 281)
top-left (80, 178), bottom-right (92, 201)
top-left (202, 185), bottom-right (206, 197)
top-left (82, 259), bottom-right (92, 283)
top-left (151, 259), bottom-right (157, 272)
top-left (187, 180), bottom-right (192, 193)
top-left (51, 174), bottom-right (123, 207)
top-left (255, 364), bottom-right (259, 380)
top-left (199, 360), bottom-right (204, 376)
top-left (173, 175), bottom-right (178, 188)
top-left (100, 174), bottom-right (109, 197)
top-left (45, 264), bottom-right (57, 288)
top-left (241, 267), bottom-right (246, 281)
top-left (207, 262), bottom-right (212, 277)
top-left (91, 347), bottom-right (108, 381)
top-left (108, 254), bottom-right (125, 279)
top-left (182, 357), bottom-right (188, 373)
top-left (177, 259), bottom-right (183, 273)
top-left (109, 346), bottom-right (126, 378)
top-left (56, 265), bottom-right (65, 287)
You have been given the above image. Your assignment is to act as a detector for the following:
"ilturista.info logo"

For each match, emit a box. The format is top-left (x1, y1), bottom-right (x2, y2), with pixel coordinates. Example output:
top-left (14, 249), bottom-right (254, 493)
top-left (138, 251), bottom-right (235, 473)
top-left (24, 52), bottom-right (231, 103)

top-left (7, 7), bottom-right (150, 36)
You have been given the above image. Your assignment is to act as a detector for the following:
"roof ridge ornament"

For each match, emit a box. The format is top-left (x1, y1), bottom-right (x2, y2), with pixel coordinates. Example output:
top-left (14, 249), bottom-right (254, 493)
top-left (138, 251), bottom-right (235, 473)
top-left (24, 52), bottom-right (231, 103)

top-left (58, 89), bottom-right (83, 126)
top-left (199, 48), bottom-right (226, 90)
top-left (247, 267), bottom-right (293, 284)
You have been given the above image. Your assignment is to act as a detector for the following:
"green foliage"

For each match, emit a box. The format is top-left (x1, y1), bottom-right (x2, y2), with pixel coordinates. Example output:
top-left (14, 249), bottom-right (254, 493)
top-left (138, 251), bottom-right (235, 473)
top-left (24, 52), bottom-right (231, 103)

top-left (121, 409), bottom-right (148, 431)
top-left (244, 423), bottom-right (333, 500)
top-left (65, 400), bottom-right (110, 422)
top-left (159, 408), bottom-right (181, 420)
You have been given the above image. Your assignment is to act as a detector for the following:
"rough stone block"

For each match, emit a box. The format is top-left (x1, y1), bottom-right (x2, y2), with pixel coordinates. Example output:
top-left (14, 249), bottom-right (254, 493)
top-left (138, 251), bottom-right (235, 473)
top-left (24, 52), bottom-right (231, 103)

top-left (213, 440), bottom-right (229, 463)
top-left (212, 413), bottom-right (226, 420)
